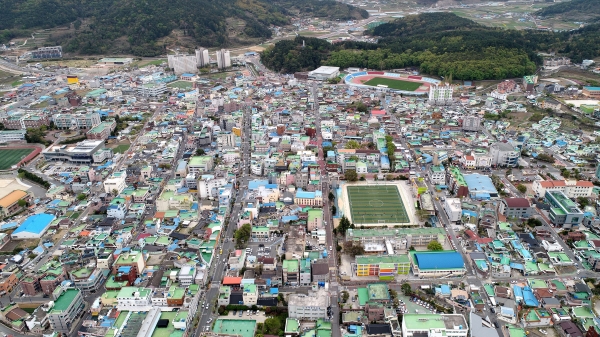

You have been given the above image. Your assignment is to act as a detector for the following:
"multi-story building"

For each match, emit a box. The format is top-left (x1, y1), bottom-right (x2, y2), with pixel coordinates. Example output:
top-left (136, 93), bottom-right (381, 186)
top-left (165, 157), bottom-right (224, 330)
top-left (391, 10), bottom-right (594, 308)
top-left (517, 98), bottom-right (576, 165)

top-left (104, 171), bottom-right (127, 195)
top-left (216, 49), bottom-right (231, 69)
top-left (294, 189), bottom-right (323, 207)
top-left (288, 289), bottom-right (329, 320)
top-left (282, 259), bottom-right (299, 286)
top-left (402, 314), bottom-right (468, 337)
top-left (138, 83), bottom-right (167, 97)
top-left (490, 142), bottom-right (519, 167)
top-left (69, 267), bottom-right (109, 292)
top-left (543, 57), bottom-right (570, 67)
top-left (86, 121), bottom-right (116, 140)
top-left (115, 287), bottom-right (152, 309)
top-left (299, 258), bottom-right (312, 286)
top-left (545, 190), bottom-right (584, 229)
top-left (112, 251), bottom-right (145, 277)
top-left (582, 87), bottom-right (600, 99)
top-left (168, 54), bottom-right (198, 74)
top-left (347, 228), bottom-right (446, 251)
top-left (429, 165), bottom-right (446, 185)
top-left (196, 48), bottom-right (210, 67)
top-left (43, 140), bottom-right (111, 164)
top-left (532, 180), bottom-right (594, 198)
top-left (0, 272), bottom-right (19, 295)
top-left (47, 288), bottom-right (85, 333)
top-left (428, 85), bottom-right (453, 105)
top-left (443, 198), bottom-right (462, 222)
top-left (462, 115), bottom-right (480, 131)
top-left (0, 130), bottom-right (26, 142)
top-left (522, 75), bottom-right (538, 93)
top-left (2, 112), bottom-right (50, 130)
top-left (499, 198), bottom-right (533, 219)
top-left (0, 190), bottom-right (32, 218)
top-left (188, 156), bottom-right (214, 174)
top-left (31, 46), bottom-right (62, 59)
top-left (53, 112), bottom-right (101, 130)
top-left (242, 284), bottom-right (258, 305)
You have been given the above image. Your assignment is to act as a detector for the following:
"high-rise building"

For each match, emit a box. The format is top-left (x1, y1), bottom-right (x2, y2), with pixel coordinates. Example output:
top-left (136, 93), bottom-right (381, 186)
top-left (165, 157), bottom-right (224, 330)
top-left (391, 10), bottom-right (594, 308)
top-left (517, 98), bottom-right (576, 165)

top-left (196, 48), bottom-right (210, 67)
top-left (428, 84), bottom-right (453, 105)
top-left (216, 49), bottom-right (231, 69)
top-left (167, 54), bottom-right (197, 74)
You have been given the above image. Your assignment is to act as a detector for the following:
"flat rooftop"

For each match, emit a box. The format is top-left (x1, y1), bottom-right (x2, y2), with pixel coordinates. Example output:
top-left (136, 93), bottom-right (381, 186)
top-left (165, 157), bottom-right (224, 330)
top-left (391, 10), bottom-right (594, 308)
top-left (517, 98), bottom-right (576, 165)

top-left (51, 289), bottom-right (80, 313)
top-left (213, 319), bottom-right (256, 337)
top-left (403, 314), bottom-right (468, 331)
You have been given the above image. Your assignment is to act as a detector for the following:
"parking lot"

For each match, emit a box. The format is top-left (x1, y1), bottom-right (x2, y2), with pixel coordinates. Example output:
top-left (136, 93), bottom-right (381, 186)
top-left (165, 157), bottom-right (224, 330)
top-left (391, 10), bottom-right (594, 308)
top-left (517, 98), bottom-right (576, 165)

top-left (246, 234), bottom-right (284, 259)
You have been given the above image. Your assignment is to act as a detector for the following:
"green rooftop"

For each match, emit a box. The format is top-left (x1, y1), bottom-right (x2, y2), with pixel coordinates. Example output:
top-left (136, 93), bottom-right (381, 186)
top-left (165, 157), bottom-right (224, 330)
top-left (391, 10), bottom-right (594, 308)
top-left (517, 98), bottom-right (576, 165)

top-left (51, 289), bottom-right (80, 313)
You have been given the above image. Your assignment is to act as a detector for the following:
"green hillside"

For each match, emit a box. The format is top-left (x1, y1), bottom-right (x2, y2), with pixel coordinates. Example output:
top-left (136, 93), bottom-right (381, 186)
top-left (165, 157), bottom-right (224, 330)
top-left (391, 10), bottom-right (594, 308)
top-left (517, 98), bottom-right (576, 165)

top-left (536, 0), bottom-right (600, 21)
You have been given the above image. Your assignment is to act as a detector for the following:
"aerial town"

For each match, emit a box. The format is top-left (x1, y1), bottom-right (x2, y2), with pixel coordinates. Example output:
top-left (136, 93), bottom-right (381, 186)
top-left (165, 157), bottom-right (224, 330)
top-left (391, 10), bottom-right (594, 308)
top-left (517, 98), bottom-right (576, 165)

top-left (1, 24), bottom-right (600, 337)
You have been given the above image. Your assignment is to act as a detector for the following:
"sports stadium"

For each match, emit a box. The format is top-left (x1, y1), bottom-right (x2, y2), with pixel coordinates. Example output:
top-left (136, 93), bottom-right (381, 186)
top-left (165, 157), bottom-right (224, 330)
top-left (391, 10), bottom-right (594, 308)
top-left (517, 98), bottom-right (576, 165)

top-left (344, 71), bottom-right (440, 95)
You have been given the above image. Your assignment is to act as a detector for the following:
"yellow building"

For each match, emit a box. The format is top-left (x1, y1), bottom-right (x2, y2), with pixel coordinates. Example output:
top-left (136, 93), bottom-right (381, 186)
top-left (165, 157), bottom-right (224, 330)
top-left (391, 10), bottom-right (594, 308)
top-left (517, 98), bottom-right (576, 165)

top-left (67, 75), bottom-right (79, 84)
top-left (0, 190), bottom-right (30, 218)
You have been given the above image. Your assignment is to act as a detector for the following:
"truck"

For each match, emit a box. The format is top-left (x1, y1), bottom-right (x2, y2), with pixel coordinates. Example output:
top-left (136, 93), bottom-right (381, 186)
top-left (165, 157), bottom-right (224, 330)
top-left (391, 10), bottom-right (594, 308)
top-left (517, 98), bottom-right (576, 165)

top-left (490, 297), bottom-right (496, 307)
top-left (11, 255), bottom-right (23, 264)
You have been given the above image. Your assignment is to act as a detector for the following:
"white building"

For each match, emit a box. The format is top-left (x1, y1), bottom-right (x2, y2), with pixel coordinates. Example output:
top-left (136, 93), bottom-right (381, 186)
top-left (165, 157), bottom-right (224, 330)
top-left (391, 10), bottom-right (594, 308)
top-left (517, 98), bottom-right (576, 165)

top-left (402, 314), bottom-right (468, 337)
top-left (168, 54), bottom-right (198, 74)
top-left (532, 180), bottom-right (594, 198)
top-left (288, 289), bottom-right (330, 320)
top-left (216, 49), bottom-right (231, 69)
top-left (197, 176), bottom-right (228, 199)
top-left (47, 288), bottom-right (85, 333)
top-left (138, 83), bottom-right (167, 97)
top-left (443, 198), bottom-right (462, 222)
top-left (0, 130), bottom-right (26, 142)
top-left (116, 287), bottom-right (152, 309)
top-left (53, 112), bottom-right (101, 130)
top-left (429, 165), bottom-right (445, 185)
top-left (462, 115), bottom-right (480, 131)
top-left (490, 142), bottom-right (520, 167)
top-left (541, 240), bottom-right (563, 252)
top-left (428, 85), bottom-right (454, 105)
top-left (308, 66), bottom-right (340, 80)
top-left (104, 171), bottom-right (127, 195)
top-left (178, 265), bottom-right (196, 286)
top-left (43, 140), bottom-right (109, 164)
top-left (107, 202), bottom-right (126, 219)
top-left (196, 48), bottom-right (210, 67)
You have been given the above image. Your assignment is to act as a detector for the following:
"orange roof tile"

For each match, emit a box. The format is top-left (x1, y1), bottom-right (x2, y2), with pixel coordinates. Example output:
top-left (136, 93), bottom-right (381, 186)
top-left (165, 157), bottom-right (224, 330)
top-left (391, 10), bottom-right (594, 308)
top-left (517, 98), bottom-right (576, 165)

top-left (576, 181), bottom-right (593, 187)
top-left (0, 190), bottom-right (28, 208)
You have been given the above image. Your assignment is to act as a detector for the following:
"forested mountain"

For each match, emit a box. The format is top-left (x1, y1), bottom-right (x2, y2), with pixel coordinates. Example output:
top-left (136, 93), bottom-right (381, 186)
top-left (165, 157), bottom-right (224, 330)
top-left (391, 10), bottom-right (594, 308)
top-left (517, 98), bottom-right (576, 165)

top-left (536, 0), bottom-right (600, 21)
top-left (262, 12), bottom-right (600, 80)
top-left (0, 0), bottom-right (367, 56)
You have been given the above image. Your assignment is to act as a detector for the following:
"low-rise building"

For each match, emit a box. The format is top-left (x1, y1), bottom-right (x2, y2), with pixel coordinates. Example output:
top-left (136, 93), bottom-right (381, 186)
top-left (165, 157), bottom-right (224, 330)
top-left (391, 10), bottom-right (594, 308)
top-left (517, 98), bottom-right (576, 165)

top-left (402, 314), bottom-right (468, 337)
top-left (499, 198), bottom-right (533, 219)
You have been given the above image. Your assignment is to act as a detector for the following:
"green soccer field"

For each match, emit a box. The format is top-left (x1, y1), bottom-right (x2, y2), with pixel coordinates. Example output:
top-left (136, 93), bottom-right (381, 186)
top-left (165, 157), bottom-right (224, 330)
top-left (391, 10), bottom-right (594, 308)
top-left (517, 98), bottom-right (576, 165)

top-left (347, 185), bottom-right (410, 224)
top-left (363, 77), bottom-right (422, 91)
top-left (0, 148), bottom-right (34, 170)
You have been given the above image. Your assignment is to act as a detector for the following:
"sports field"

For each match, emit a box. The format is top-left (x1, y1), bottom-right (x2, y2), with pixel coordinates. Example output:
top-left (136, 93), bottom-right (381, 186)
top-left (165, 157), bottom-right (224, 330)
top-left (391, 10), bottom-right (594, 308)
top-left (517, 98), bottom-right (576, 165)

top-left (0, 148), bottom-right (34, 170)
top-left (363, 77), bottom-right (422, 91)
top-left (347, 185), bottom-right (409, 224)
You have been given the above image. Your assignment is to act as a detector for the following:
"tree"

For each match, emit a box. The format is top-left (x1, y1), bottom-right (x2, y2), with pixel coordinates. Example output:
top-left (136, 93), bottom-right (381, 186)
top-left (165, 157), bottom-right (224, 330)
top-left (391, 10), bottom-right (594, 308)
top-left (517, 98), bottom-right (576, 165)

top-left (560, 168), bottom-right (571, 179)
top-left (577, 197), bottom-right (590, 207)
top-left (416, 209), bottom-right (430, 221)
top-left (77, 193), bottom-right (87, 201)
top-left (264, 317), bottom-right (282, 335)
top-left (401, 283), bottom-right (413, 296)
top-left (17, 199), bottom-right (27, 207)
top-left (328, 191), bottom-right (335, 201)
top-left (345, 140), bottom-right (360, 149)
top-left (343, 241), bottom-right (365, 257)
top-left (195, 148), bottom-right (205, 156)
top-left (427, 240), bottom-right (443, 251)
top-left (345, 170), bottom-right (358, 182)
top-left (111, 189), bottom-right (119, 196)
top-left (342, 291), bottom-right (350, 303)
top-left (516, 184), bottom-right (527, 194)
top-left (234, 224), bottom-right (252, 248)
top-left (338, 215), bottom-right (351, 235)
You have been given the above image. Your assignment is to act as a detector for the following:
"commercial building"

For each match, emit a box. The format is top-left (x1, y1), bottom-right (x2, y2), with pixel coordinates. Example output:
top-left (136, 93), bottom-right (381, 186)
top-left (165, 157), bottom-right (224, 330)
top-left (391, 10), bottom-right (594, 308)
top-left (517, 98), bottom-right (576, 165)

top-left (53, 112), bottom-right (101, 130)
top-left (354, 255), bottom-right (410, 280)
top-left (216, 49), bottom-right (231, 69)
top-left (104, 171), bottom-right (127, 195)
top-left (490, 142), bottom-right (520, 167)
top-left (70, 268), bottom-right (109, 292)
top-left (168, 54), bottom-right (198, 74)
top-left (86, 121), bottom-right (116, 140)
top-left (31, 46), bottom-right (62, 59)
top-left (463, 173), bottom-right (498, 199)
top-left (545, 190), bottom-right (584, 229)
top-left (11, 213), bottom-right (55, 239)
top-left (308, 66), bottom-right (340, 80)
top-left (499, 198), bottom-right (533, 219)
top-left (0, 130), bottom-right (26, 142)
top-left (582, 87), bottom-right (600, 99)
top-left (288, 289), bottom-right (330, 320)
top-left (429, 165), bottom-right (446, 185)
top-left (532, 179), bottom-right (594, 199)
top-left (282, 259), bottom-right (299, 285)
top-left (294, 189), bottom-right (323, 207)
top-left (402, 314), bottom-right (468, 337)
top-left (196, 48), bottom-right (210, 67)
top-left (47, 288), bottom-right (85, 333)
top-left (43, 140), bottom-right (112, 164)
top-left (410, 251), bottom-right (466, 277)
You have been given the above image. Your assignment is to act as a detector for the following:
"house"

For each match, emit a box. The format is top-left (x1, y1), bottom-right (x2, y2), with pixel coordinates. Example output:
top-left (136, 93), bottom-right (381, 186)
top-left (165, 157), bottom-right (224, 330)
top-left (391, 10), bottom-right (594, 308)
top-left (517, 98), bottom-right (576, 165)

top-left (499, 198), bottom-right (532, 219)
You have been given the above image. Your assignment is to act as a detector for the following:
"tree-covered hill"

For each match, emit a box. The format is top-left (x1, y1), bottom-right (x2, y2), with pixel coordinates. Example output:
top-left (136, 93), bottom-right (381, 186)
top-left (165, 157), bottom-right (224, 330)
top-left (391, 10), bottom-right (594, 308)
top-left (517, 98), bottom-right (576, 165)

top-left (0, 0), bottom-right (367, 56)
top-left (536, 0), bottom-right (600, 21)
top-left (262, 12), bottom-right (600, 80)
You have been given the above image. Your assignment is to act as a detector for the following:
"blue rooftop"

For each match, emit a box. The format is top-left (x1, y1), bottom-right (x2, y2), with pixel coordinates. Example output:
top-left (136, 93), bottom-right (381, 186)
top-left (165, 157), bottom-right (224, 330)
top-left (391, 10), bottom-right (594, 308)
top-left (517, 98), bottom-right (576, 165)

top-left (13, 213), bottom-right (55, 235)
top-left (463, 173), bottom-right (498, 194)
top-left (414, 251), bottom-right (464, 269)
